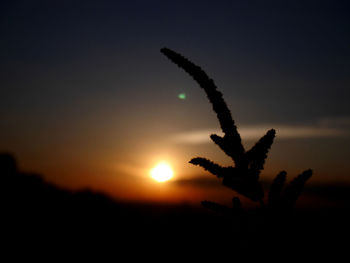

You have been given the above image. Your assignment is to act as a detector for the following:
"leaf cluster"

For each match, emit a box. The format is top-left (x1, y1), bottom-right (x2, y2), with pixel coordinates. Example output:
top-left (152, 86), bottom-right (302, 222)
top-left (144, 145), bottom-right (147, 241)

top-left (161, 47), bottom-right (312, 213)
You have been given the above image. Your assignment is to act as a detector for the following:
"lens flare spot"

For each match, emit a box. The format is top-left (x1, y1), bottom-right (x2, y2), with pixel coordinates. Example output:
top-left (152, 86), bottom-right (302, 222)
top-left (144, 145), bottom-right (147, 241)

top-left (178, 93), bottom-right (186, 100)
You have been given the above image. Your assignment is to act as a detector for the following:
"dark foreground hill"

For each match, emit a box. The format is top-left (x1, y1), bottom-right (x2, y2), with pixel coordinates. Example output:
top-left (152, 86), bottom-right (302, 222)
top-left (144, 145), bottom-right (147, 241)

top-left (1, 153), bottom-right (349, 257)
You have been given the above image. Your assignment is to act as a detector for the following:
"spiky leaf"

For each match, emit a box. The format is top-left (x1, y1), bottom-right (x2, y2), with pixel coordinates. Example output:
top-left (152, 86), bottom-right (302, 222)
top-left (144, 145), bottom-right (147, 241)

top-left (210, 134), bottom-right (245, 165)
top-left (245, 129), bottom-right (276, 179)
top-left (189, 157), bottom-right (225, 178)
top-left (268, 171), bottom-right (287, 208)
top-left (282, 169), bottom-right (312, 209)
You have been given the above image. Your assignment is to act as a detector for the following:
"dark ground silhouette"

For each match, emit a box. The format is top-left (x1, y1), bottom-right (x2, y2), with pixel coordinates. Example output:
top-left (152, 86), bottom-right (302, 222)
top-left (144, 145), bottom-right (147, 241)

top-left (2, 153), bottom-right (349, 257)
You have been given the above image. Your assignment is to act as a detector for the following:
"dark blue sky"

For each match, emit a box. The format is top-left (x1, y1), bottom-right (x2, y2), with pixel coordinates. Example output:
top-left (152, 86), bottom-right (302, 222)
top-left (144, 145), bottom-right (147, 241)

top-left (2, 0), bottom-right (349, 120)
top-left (1, 0), bottom-right (349, 200)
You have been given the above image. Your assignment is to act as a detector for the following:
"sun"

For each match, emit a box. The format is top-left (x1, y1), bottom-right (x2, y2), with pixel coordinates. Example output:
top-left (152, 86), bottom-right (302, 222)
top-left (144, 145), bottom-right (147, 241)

top-left (150, 162), bottom-right (174, 182)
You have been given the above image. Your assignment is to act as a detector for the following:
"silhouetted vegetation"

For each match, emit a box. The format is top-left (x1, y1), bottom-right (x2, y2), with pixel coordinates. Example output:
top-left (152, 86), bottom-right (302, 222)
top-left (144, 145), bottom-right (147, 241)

top-left (159, 48), bottom-right (350, 256)
top-left (161, 48), bottom-right (315, 238)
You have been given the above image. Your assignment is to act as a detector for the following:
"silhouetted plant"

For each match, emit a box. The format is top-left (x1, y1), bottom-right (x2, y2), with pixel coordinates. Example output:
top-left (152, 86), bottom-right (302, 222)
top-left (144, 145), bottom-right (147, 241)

top-left (268, 171), bottom-right (287, 209)
top-left (161, 47), bottom-right (312, 214)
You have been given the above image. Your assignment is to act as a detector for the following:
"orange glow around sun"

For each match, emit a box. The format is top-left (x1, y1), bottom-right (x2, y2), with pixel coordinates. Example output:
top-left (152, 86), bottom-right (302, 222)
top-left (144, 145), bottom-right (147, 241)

top-left (150, 162), bottom-right (174, 182)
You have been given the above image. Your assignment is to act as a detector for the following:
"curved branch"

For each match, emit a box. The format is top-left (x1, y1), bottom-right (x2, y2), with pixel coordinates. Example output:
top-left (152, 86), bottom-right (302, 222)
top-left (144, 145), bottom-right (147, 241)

top-left (161, 47), bottom-right (245, 163)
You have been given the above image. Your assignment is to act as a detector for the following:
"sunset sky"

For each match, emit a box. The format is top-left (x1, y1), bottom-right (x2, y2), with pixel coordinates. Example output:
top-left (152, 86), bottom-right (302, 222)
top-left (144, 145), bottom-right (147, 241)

top-left (1, 0), bottom-right (349, 204)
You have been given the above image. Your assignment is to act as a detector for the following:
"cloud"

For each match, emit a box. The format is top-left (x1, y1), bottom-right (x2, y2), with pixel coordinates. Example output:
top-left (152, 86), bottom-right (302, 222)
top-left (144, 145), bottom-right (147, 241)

top-left (170, 118), bottom-right (350, 144)
top-left (317, 116), bottom-right (350, 127)
top-left (172, 177), bottom-right (221, 188)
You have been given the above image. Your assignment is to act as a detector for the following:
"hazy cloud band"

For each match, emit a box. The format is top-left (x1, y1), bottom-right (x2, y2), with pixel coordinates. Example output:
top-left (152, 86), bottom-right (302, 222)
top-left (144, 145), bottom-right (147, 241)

top-left (170, 121), bottom-right (349, 144)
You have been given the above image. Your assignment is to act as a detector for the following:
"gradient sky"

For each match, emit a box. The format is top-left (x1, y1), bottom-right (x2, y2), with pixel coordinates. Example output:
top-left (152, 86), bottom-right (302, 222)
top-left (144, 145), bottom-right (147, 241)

top-left (1, 0), bottom-right (350, 204)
